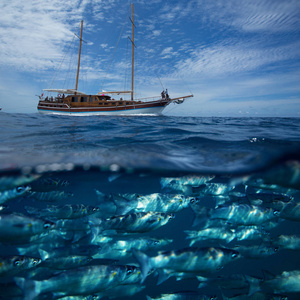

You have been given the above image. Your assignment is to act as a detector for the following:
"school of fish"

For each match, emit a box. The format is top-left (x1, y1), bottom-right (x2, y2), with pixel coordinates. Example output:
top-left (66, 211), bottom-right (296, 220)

top-left (0, 168), bottom-right (299, 300)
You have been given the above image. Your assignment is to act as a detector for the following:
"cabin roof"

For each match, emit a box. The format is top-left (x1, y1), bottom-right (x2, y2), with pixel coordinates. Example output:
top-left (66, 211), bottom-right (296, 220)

top-left (43, 89), bottom-right (86, 95)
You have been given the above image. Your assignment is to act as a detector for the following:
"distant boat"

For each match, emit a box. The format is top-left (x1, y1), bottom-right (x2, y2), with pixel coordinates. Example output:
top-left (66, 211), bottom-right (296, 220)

top-left (37, 4), bottom-right (193, 116)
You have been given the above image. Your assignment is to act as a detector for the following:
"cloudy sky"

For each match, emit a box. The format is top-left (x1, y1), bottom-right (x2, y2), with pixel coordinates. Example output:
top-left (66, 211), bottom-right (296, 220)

top-left (0, 0), bottom-right (299, 116)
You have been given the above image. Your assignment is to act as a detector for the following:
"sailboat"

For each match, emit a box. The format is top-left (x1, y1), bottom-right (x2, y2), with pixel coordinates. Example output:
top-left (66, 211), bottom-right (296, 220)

top-left (37, 4), bottom-right (193, 116)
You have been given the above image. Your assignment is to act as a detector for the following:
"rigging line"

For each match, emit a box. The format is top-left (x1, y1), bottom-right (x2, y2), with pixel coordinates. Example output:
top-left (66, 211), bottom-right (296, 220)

top-left (100, 7), bottom-right (131, 92)
top-left (63, 41), bottom-right (76, 89)
top-left (124, 38), bottom-right (129, 92)
top-left (175, 69), bottom-right (193, 96)
top-left (156, 74), bottom-right (165, 91)
top-left (49, 34), bottom-right (76, 89)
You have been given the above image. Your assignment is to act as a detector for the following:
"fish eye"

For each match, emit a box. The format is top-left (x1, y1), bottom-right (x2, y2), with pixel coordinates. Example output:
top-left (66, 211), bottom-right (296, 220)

top-left (14, 259), bottom-right (21, 266)
top-left (274, 210), bottom-right (280, 216)
top-left (274, 247), bottom-right (279, 252)
top-left (169, 214), bottom-right (175, 219)
top-left (231, 252), bottom-right (238, 259)
top-left (16, 187), bottom-right (24, 193)
top-left (43, 222), bottom-right (53, 229)
top-left (154, 240), bottom-right (160, 245)
top-left (33, 259), bottom-right (40, 265)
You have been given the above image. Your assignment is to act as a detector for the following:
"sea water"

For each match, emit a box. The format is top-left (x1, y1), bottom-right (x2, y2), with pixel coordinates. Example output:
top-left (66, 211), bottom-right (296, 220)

top-left (0, 113), bottom-right (299, 299)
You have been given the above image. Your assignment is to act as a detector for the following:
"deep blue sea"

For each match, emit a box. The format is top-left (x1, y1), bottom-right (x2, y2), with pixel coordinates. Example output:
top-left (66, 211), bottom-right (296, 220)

top-left (0, 113), bottom-right (300, 300)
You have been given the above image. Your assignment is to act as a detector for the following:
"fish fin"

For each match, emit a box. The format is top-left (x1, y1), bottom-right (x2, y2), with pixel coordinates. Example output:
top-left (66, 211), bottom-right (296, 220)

top-left (184, 230), bottom-right (198, 245)
top-left (15, 277), bottom-right (40, 300)
top-left (197, 275), bottom-right (208, 288)
top-left (190, 207), bottom-right (208, 227)
top-left (108, 174), bottom-right (122, 182)
top-left (113, 200), bottom-right (133, 215)
top-left (94, 190), bottom-right (110, 202)
top-left (156, 269), bottom-right (170, 285)
top-left (184, 230), bottom-right (197, 239)
top-left (132, 248), bottom-right (151, 283)
top-left (89, 224), bottom-right (104, 244)
top-left (261, 269), bottom-right (276, 280)
top-left (245, 275), bottom-right (261, 296)
top-left (220, 289), bottom-right (229, 300)
top-left (38, 249), bottom-right (49, 261)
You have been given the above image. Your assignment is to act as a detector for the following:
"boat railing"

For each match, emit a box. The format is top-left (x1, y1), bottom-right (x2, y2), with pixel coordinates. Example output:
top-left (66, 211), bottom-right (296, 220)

top-left (135, 96), bottom-right (162, 102)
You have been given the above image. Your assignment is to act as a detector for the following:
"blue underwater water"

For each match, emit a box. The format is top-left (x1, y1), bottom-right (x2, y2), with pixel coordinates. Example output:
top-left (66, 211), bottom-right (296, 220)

top-left (0, 113), bottom-right (300, 299)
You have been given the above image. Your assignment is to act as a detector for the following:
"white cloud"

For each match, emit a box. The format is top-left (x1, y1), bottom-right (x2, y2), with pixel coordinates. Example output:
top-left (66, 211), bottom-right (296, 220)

top-left (152, 30), bottom-right (161, 37)
top-left (0, 1), bottom-right (79, 72)
top-left (174, 39), bottom-right (300, 78)
top-left (194, 0), bottom-right (300, 33)
top-left (0, 0), bottom-right (118, 72)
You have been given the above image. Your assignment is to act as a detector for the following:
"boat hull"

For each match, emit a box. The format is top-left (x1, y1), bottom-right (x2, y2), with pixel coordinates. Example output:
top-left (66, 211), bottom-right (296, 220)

top-left (37, 100), bottom-right (169, 116)
top-left (37, 105), bottom-right (167, 116)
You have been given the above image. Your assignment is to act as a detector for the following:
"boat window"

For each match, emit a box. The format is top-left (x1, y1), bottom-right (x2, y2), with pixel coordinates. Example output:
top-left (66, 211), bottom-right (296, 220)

top-left (89, 97), bottom-right (93, 102)
top-left (119, 102), bottom-right (123, 105)
top-left (81, 97), bottom-right (87, 102)
top-left (126, 102), bottom-right (130, 105)
top-left (71, 97), bottom-right (78, 102)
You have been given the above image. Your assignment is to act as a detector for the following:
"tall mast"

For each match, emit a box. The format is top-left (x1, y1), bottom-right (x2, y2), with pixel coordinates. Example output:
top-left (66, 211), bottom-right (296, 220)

top-left (75, 20), bottom-right (83, 94)
top-left (131, 4), bottom-right (134, 101)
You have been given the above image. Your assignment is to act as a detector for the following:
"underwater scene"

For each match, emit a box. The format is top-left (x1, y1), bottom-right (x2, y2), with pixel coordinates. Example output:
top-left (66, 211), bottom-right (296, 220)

top-left (0, 114), bottom-right (300, 300)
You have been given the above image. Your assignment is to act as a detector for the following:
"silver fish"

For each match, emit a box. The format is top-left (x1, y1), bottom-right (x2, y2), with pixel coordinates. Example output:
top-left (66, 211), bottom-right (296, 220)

top-left (247, 270), bottom-right (300, 295)
top-left (209, 204), bottom-right (279, 225)
top-left (185, 228), bottom-right (236, 246)
top-left (112, 193), bottom-right (198, 214)
top-left (38, 249), bottom-right (92, 270)
top-left (28, 190), bottom-right (73, 202)
top-left (232, 244), bottom-right (278, 259)
top-left (160, 175), bottom-right (214, 189)
top-left (0, 186), bottom-right (31, 204)
top-left (160, 175), bottom-right (214, 194)
top-left (279, 201), bottom-right (300, 221)
top-left (197, 274), bottom-right (249, 290)
top-left (33, 177), bottom-right (70, 188)
top-left (272, 234), bottom-right (300, 250)
top-left (195, 182), bottom-right (236, 196)
top-left (233, 226), bottom-right (270, 242)
top-left (146, 291), bottom-right (216, 300)
top-left (90, 212), bottom-right (175, 234)
top-left (25, 204), bottom-right (100, 219)
top-left (0, 174), bottom-right (39, 191)
top-left (94, 236), bottom-right (173, 259)
top-left (15, 264), bottom-right (137, 299)
top-left (133, 246), bottom-right (240, 283)
top-left (0, 255), bottom-right (41, 276)
top-left (246, 187), bottom-right (294, 203)
top-left (0, 214), bottom-right (55, 244)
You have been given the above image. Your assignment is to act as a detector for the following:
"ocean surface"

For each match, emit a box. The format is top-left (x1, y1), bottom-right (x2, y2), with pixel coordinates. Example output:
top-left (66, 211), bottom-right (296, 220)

top-left (0, 113), bottom-right (300, 300)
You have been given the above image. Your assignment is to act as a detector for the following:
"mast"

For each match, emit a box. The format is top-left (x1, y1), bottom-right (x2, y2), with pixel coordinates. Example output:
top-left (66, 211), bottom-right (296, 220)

top-left (75, 20), bottom-right (83, 94)
top-left (131, 3), bottom-right (134, 101)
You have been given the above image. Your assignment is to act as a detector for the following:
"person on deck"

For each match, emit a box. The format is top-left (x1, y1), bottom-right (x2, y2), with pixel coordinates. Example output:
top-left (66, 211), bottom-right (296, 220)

top-left (165, 89), bottom-right (169, 99)
top-left (161, 90), bottom-right (165, 99)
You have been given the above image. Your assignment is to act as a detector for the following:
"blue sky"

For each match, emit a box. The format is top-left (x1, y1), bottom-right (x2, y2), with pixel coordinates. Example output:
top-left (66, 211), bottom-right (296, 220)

top-left (0, 0), bottom-right (299, 116)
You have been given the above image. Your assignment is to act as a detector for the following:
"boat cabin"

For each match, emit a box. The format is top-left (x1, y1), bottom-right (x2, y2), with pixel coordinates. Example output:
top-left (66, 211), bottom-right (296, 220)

top-left (69, 94), bottom-right (112, 103)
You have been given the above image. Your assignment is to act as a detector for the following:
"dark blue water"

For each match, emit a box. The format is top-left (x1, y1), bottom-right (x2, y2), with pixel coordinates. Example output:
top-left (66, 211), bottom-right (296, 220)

top-left (0, 113), bottom-right (300, 299)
